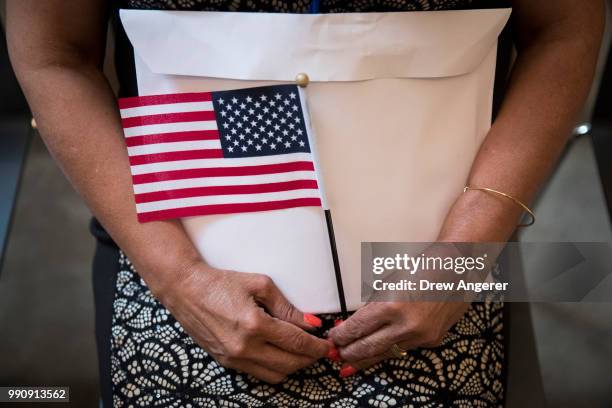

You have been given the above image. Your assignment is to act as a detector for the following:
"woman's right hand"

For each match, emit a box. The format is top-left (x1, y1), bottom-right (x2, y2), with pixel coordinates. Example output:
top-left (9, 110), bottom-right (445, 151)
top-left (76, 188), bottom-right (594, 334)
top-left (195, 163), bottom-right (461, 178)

top-left (157, 262), bottom-right (331, 384)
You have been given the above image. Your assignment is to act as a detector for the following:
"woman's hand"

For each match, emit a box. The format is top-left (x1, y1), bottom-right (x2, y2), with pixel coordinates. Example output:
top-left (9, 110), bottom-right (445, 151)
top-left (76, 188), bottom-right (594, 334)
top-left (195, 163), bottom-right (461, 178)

top-left (328, 301), bottom-right (469, 377)
top-left (158, 262), bottom-right (331, 384)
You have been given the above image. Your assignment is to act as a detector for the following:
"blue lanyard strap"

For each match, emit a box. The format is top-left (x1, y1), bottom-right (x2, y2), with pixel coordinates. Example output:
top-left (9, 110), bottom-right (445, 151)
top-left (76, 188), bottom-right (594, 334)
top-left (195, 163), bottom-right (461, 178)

top-left (309, 0), bottom-right (320, 14)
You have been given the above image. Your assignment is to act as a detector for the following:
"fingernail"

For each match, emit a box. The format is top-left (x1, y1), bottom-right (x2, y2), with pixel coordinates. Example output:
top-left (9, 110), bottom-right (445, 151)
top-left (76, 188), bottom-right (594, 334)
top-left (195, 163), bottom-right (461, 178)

top-left (326, 346), bottom-right (340, 361)
top-left (334, 319), bottom-right (344, 327)
top-left (304, 313), bottom-right (322, 328)
top-left (339, 363), bottom-right (358, 378)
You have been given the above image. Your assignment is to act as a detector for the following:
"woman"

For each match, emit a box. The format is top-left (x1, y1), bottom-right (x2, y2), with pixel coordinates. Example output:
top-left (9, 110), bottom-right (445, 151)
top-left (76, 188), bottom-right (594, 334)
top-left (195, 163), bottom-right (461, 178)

top-left (6, 0), bottom-right (603, 406)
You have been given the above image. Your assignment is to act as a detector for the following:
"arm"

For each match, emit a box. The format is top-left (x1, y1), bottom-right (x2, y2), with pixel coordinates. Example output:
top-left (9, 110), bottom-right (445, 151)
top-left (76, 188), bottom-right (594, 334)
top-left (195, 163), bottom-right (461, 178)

top-left (330, 0), bottom-right (605, 375)
top-left (6, 0), bottom-right (329, 383)
top-left (439, 0), bottom-right (605, 242)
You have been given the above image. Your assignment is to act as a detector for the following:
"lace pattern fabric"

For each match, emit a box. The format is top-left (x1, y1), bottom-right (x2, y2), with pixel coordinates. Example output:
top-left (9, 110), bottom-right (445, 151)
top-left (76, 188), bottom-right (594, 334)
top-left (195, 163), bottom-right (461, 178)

top-left (122, 0), bottom-right (477, 13)
top-left (111, 252), bottom-right (504, 407)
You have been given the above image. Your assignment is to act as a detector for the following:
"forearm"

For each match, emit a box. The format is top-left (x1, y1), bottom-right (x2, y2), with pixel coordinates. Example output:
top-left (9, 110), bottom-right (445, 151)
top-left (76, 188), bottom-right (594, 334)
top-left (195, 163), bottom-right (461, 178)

top-left (12, 59), bottom-right (201, 295)
top-left (439, 7), bottom-right (604, 242)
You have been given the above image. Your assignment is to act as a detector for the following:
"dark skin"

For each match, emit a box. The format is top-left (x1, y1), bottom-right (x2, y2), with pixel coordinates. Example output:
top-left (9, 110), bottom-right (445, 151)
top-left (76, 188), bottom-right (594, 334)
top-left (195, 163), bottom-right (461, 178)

top-left (6, 0), bottom-right (604, 381)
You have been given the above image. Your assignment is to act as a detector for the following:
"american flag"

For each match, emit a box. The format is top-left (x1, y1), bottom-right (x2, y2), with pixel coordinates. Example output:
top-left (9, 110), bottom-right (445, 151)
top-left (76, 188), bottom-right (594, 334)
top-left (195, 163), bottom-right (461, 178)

top-left (119, 84), bottom-right (323, 222)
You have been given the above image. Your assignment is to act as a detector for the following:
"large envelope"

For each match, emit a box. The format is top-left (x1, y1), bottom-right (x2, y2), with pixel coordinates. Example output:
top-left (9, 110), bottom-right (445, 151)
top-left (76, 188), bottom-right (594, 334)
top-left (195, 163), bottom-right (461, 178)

top-left (120, 9), bottom-right (511, 313)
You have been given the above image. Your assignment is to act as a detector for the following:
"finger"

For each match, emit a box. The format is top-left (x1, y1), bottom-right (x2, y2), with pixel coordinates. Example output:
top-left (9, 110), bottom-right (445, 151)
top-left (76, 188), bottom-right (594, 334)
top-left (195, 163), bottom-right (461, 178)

top-left (262, 318), bottom-right (330, 359)
top-left (251, 343), bottom-right (318, 374)
top-left (328, 304), bottom-right (388, 347)
top-left (232, 359), bottom-right (288, 384)
top-left (250, 274), bottom-right (321, 330)
top-left (337, 325), bottom-right (402, 362)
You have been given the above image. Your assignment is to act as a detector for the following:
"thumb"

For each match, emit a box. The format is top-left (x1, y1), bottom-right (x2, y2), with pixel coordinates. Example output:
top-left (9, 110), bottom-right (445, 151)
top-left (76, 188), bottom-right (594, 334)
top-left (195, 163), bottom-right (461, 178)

top-left (252, 275), bottom-right (322, 330)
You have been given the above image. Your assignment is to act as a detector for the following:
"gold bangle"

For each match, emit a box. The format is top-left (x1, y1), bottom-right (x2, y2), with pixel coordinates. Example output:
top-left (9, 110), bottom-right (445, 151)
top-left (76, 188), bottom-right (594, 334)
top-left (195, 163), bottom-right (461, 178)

top-left (463, 186), bottom-right (536, 227)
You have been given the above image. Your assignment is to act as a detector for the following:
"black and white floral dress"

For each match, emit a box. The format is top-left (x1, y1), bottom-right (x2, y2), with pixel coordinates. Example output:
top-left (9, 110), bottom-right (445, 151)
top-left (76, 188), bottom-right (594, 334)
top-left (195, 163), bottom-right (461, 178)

top-left (101, 0), bottom-right (509, 406)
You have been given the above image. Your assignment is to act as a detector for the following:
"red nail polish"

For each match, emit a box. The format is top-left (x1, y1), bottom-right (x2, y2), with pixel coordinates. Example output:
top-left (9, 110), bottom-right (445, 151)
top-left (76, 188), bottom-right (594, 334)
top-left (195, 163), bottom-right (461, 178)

top-left (326, 346), bottom-right (340, 361)
top-left (339, 363), bottom-right (357, 378)
top-left (304, 313), bottom-right (322, 328)
top-left (334, 319), bottom-right (344, 327)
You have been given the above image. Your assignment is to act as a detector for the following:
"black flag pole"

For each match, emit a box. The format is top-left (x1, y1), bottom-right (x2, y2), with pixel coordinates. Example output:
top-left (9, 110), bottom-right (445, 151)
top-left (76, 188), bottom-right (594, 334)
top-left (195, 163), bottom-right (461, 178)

top-left (324, 209), bottom-right (348, 319)
top-left (296, 77), bottom-right (348, 319)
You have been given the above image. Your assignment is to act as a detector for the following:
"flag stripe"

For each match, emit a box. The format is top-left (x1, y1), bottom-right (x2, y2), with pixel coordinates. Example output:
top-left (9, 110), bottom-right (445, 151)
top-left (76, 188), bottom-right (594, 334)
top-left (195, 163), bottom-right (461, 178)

top-left (132, 161), bottom-right (316, 184)
top-left (130, 152), bottom-right (313, 175)
top-left (127, 140), bottom-right (222, 156)
top-left (135, 179), bottom-right (319, 203)
top-left (123, 121), bottom-right (218, 137)
top-left (129, 149), bottom-right (224, 166)
top-left (120, 101), bottom-right (214, 119)
top-left (122, 111), bottom-right (217, 128)
top-left (118, 92), bottom-right (213, 109)
top-left (137, 198), bottom-right (322, 222)
top-left (133, 171), bottom-right (317, 194)
top-left (125, 130), bottom-right (221, 147)
top-left (136, 189), bottom-right (321, 213)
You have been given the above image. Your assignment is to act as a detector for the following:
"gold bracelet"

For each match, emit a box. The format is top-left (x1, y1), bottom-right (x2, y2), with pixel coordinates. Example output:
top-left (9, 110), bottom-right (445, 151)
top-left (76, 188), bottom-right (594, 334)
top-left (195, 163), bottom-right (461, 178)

top-left (463, 186), bottom-right (536, 227)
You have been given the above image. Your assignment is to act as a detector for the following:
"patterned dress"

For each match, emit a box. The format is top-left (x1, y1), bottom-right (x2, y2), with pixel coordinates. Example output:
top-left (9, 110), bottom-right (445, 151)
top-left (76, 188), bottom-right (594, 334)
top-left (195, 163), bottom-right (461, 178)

top-left (108, 0), bottom-right (508, 406)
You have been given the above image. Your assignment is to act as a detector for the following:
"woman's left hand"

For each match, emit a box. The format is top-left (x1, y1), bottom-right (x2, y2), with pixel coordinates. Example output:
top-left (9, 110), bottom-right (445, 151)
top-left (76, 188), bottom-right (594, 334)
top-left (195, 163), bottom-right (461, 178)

top-left (328, 301), bottom-right (469, 377)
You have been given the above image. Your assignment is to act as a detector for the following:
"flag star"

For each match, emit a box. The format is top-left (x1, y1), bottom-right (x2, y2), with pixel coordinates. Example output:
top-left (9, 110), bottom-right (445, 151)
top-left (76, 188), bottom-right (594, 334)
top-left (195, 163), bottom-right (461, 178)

top-left (250, 120), bottom-right (257, 127)
top-left (245, 127), bottom-right (251, 134)
top-left (280, 118), bottom-right (287, 124)
top-left (267, 131), bottom-right (274, 138)
top-left (289, 92), bottom-right (296, 99)
top-left (241, 146), bottom-right (247, 152)
top-left (239, 103), bottom-right (246, 110)
top-left (233, 109), bottom-right (240, 115)
top-left (242, 115), bottom-right (248, 121)
top-left (225, 135), bottom-right (232, 140)
top-left (246, 96), bottom-right (253, 103)
top-left (218, 98), bottom-right (225, 104)
top-left (299, 140), bottom-right (305, 147)
top-left (272, 113), bottom-right (279, 119)
top-left (278, 106), bottom-right (284, 112)
top-left (232, 97), bottom-right (238, 104)
top-left (230, 128), bottom-right (237, 134)
top-left (239, 134), bottom-right (245, 140)
top-left (253, 132), bottom-right (260, 139)
top-left (284, 141), bottom-right (291, 148)
top-left (263, 107), bottom-right (270, 114)
top-left (274, 124), bottom-right (280, 131)
top-left (294, 117), bottom-right (301, 123)
top-left (297, 129), bottom-right (303, 135)
top-left (259, 126), bottom-right (266, 132)
top-left (284, 99), bottom-right (290, 105)
top-left (270, 143), bottom-right (277, 149)
top-left (276, 136), bottom-right (283, 143)
top-left (220, 111), bottom-right (227, 117)
top-left (265, 119), bottom-right (272, 126)
top-left (223, 123), bottom-right (229, 129)
top-left (248, 109), bottom-right (255, 115)
top-left (290, 135), bottom-right (297, 141)
top-left (269, 101), bottom-right (276, 107)
top-left (228, 146), bottom-right (234, 152)
top-left (247, 139), bottom-right (253, 145)
top-left (256, 114), bottom-right (263, 120)
top-left (236, 122), bottom-right (243, 128)
top-left (286, 111), bottom-right (293, 117)
top-left (255, 144), bottom-right (262, 151)
top-left (282, 129), bottom-right (289, 136)
top-left (228, 117), bottom-right (235, 123)
top-left (262, 138), bottom-right (268, 144)
top-left (292, 105), bottom-right (299, 111)
top-left (274, 93), bottom-right (282, 100)
top-left (289, 123), bottom-right (295, 129)
top-left (233, 140), bottom-right (239, 146)
top-left (255, 102), bottom-right (261, 108)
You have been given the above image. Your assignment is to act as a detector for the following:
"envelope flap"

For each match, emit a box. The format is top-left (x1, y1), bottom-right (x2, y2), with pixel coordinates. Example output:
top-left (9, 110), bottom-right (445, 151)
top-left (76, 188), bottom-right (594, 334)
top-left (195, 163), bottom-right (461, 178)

top-left (120, 8), bottom-right (510, 82)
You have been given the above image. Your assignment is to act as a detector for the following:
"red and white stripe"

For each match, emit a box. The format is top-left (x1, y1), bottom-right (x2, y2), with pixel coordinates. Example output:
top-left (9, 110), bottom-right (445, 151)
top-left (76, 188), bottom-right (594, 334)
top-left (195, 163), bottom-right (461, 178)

top-left (119, 92), bottom-right (321, 222)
